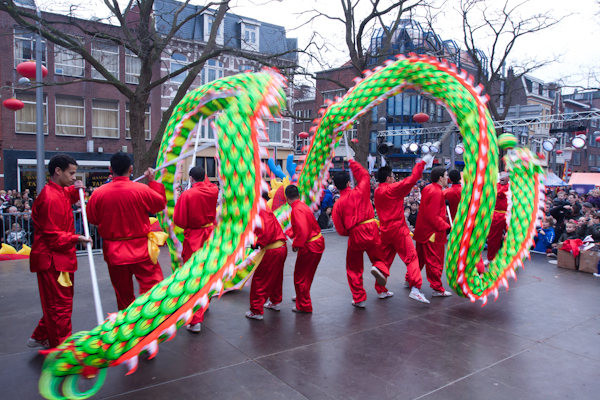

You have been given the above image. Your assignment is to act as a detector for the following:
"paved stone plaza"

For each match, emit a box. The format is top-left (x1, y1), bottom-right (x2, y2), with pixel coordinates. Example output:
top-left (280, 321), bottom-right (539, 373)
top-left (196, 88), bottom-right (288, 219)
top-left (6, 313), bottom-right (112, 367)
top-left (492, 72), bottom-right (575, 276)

top-left (1, 232), bottom-right (599, 399)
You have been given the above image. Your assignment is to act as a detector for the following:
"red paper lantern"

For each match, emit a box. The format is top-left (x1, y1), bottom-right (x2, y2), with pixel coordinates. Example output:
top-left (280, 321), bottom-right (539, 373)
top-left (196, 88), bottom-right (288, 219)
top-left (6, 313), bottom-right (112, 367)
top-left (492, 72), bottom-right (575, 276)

top-left (595, 136), bottom-right (600, 143)
top-left (3, 98), bottom-right (25, 111)
top-left (298, 132), bottom-right (309, 139)
top-left (556, 150), bottom-right (563, 155)
top-left (413, 112), bottom-right (429, 123)
top-left (537, 152), bottom-right (545, 160)
top-left (351, 138), bottom-right (359, 143)
top-left (16, 61), bottom-right (48, 79)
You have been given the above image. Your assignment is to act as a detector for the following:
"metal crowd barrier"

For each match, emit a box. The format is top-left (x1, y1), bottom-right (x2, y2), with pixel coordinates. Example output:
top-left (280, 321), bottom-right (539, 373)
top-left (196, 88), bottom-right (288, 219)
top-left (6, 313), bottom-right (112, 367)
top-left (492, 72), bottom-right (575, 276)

top-left (0, 211), bottom-right (103, 255)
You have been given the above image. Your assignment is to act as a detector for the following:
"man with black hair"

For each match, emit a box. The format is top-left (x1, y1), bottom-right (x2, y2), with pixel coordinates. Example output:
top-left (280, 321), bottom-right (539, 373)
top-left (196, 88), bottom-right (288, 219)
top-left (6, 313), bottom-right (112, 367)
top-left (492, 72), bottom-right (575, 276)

top-left (28, 154), bottom-right (91, 349)
top-left (332, 159), bottom-right (388, 308)
top-left (87, 152), bottom-right (166, 311)
top-left (486, 171), bottom-right (510, 263)
top-left (286, 184), bottom-right (324, 313)
top-left (443, 170), bottom-right (462, 222)
top-left (414, 166), bottom-right (452, 297)
top-left (173, 165), bottom-right (218, 332)
top-left (375, 157), bottom-right (430, 303)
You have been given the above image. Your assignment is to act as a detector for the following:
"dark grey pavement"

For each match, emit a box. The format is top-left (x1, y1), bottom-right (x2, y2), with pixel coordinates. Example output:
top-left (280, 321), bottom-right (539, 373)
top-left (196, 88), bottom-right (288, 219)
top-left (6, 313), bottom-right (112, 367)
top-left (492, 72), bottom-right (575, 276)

top-left (1, 232), bottom-right (599, 399)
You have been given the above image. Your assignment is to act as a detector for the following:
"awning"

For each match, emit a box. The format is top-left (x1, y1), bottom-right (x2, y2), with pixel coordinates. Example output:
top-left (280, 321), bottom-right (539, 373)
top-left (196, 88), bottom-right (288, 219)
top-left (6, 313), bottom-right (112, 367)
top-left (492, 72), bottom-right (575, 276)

top-left (568, 173), bottom-right (600, 186)
top-left (542, 172), bottom-right (568, 186)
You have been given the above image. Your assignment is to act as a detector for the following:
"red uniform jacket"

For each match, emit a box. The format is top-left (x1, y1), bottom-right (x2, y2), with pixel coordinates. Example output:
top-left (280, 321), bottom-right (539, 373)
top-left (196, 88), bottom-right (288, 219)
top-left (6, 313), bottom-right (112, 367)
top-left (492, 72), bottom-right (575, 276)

top-left (30, 181), bottom-right (80, 273)
top-left (87, 177), bottom-right (166, 266)
top-left (374, 161), bottom-right (425, 243)
top-left (414, 183), bottom-right (451, 244)
top-left (443, 184), bottom-right (462, 221)
top-left (173, 180), bottom-right (219, 261)
top-left (495, 183), bottom-right (509, 211)
top-left (290, 200), bottom-right (325, 254)
top-left (332, 160), bottom-right (379, 250)
top-left (255, 208), bottom-right (286, 247)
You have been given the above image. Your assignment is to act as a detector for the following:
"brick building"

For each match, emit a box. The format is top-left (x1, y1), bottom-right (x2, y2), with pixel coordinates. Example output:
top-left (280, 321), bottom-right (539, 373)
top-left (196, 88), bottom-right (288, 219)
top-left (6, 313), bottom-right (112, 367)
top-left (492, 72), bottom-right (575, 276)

top-left (0, 0), bottom-right (297, 192)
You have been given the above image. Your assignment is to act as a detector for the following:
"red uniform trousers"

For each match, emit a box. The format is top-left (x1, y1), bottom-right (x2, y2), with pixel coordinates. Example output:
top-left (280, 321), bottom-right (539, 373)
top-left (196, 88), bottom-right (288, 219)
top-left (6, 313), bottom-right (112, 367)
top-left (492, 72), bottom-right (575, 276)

top-left (31, 264), bottom-right (74, 348)
top-left (380, 235), bottom-right (422, 290)
top-left (294, 249), bottom-right (322, 312)
top-left (415, 241), bottom-right (446, 292)
top-left (249, 246), bottom-right (288, 314)
top-left (108, 259), bottom-right (164, 310)
top-left (346, 245), bottom-right (387, 302)
top-left (487, 211), bottom-right (507, 261)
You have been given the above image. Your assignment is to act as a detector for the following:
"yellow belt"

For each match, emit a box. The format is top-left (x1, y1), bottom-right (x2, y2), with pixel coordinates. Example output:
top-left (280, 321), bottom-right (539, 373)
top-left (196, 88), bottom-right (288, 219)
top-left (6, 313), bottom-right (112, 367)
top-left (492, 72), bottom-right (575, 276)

top-left (201, 223), bottom-right (214, 228)
top-left (251, 240), bottom-right (286, 268)
top-left (264, 240), bottom-right (285, 250)
top-left (308, 233), bottom-right (322, 243)
top-left (113, 232), bottom-right (169, 265)
top-left (495, 210), bottom-right (506, 214)
top-left (357, 218), bottom-right (380, 227)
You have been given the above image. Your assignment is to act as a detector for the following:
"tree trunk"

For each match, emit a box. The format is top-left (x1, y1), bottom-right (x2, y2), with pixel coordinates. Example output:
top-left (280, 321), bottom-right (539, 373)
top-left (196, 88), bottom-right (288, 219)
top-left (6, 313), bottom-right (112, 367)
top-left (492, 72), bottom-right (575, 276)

top-left (352, 112), bottom-right (372, 168)
top-left (129, 96), bottom-right (150, 179)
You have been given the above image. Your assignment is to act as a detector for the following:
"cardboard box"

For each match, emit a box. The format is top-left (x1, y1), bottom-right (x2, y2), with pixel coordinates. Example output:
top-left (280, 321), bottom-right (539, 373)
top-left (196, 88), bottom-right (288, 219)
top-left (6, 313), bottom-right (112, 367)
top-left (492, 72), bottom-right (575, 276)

top-left (578, 250), bottom-right (600, 274)
top-left (557, 248), bottom-right (578, 270)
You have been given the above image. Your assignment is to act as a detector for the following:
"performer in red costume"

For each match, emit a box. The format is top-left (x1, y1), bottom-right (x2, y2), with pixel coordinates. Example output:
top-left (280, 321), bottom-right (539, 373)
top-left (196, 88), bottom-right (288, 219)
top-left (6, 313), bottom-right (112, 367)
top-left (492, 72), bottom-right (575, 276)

top-left (486, 172), bottom-right (510, 263)
top-left (245, 203), bottom-right (288, 320)
top-left (173, 166), bottom-right (218, 332)
top-left (285, 185), bottom-right (324, 313)
top-left (87, 152), bottom-right (167, 311)
top-left (443, 170), bottom-right (462, 222)
top-left (375, 155), bottom-right (432, 304)
top-left (332, 160), bottom-right (388, 308)
top-left (28, 155), bottom-right (91, 349)
top-left (414, 166), bottom-right (452, 297)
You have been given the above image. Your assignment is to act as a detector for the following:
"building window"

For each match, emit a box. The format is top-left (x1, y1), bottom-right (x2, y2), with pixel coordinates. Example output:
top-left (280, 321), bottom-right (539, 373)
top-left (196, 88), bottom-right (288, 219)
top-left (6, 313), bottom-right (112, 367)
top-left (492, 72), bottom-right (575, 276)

top-left (92, 100), bottom-right (119, 138)
top-left (437, 105), bottom-right (444, 123)
top-left (322, 89), bottom-right (345, 104)
top-left (206, 157), bottom-right (216, 177)
top-left (170, 53), bottom-right (188, 83)
top-left (125, 50), bottom-right (142, 84)
top-left (54, 45), bottom-right (84, 77)
top-left (15, 92), bottom-right (47, 134)
top-left (239, 64), bottom-right (254, 72)
top-left (202, 59), bottom-right (223, 84)
top-left (304, 109), bottom-right (312, 119)
top-left (268, 120), bottom-right (281, 143)
top-left (370, 131), bottom-right (377, 154)
top-left (240, 22), bottom-right (260, 52)
top-left (91, 42), bottom-right (119, 80)
top-left (589, 154), bottom-right (595, 167)
top-left (295, 110), bottom-right (302, 119)
top-left (597, 155), bottom-right (600, 165)
top-left (56, 97), bottom-right (85, 137)
top-left (14, 28), bottom-right (46, 67)
top-left (572, 152), bottom-right (581, 166)
top-left (204, 14), bottom-right (224, 45)
top-left (126, 104), bottom-right (150, 140)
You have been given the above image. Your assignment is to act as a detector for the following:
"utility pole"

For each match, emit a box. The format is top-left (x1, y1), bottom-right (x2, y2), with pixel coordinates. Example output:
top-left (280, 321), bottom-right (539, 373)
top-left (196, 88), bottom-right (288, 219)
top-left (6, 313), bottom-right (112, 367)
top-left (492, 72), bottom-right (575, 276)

top-left (35, 7), bottom-right (45, 194)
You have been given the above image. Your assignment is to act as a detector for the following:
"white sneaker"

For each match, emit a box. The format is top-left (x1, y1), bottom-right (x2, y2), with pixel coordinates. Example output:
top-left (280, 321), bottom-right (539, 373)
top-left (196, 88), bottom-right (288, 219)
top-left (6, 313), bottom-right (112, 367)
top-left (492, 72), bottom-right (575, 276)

top-left (186, 323), bottom-right (202, 333)
top-left (594, 273), bottom-right (600, 277)
top-left (292, 295), bottom-right (296, 301)
top-left (432, 290), bottom-right (453, 297)
top-left (27, 338), bottom-right (49, 348)
top-left (403, 281), bottom-right (410, 288)
top-left (352, 300), bottom-right (366, 308)
top-left (264, 301), bottom-right (281, 311)
top-left (378, 291), bottom-right (394, 299)
top-left (245, 311), bottom-right (264, 320)
top-left (409, 291), bottom-right (430, 304)
top-left (370, 266), bottom-right (387, 287)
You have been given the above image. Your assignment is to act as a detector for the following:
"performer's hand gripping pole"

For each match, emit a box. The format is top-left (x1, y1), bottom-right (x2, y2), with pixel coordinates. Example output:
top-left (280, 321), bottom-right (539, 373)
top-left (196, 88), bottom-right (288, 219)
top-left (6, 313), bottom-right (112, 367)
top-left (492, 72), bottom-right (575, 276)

top-left (78, 188), bottom-right (104, 325)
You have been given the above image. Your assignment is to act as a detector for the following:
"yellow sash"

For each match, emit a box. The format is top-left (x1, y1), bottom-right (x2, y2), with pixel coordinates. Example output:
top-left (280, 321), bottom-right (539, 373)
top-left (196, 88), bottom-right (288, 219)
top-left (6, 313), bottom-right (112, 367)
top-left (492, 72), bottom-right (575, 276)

top-left (308, 233), bottom-right (323, 243)
top-left (201, 223), bottom-right (214, 228)
top-left (495, 210), bottom-right (506, 214)
top-left (251, 240), bottom-right (286, 267)
top-left (358, 218), bottom-right (380, 227)
top-left (147, 231), bottom-right (169, 264)
top-left (58, 272), bottom-right (73, 287)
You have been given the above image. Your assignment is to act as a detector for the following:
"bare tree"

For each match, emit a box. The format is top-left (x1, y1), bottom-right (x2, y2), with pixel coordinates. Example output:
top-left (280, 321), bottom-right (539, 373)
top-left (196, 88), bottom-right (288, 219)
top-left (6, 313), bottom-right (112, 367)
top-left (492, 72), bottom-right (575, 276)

top-left (459, 0), bottom-right (565, 121)
top-left (299, 0), bottom-right (427, 166)
top-left (0, 0), bottom-right (300, 176)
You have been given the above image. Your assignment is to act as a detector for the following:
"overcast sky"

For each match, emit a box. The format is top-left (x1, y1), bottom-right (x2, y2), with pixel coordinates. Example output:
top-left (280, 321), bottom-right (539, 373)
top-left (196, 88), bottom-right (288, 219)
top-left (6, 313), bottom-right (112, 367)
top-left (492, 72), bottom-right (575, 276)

top-left (47, 0), bottom-right (599, 91)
